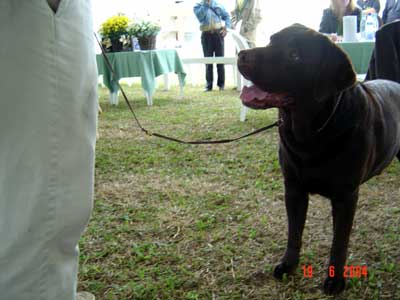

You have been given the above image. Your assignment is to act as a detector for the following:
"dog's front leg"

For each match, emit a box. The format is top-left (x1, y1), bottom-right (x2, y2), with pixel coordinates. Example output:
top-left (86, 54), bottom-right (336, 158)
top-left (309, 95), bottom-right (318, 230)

top-left (274, 183), bottom-right (309, 279)
top-left (323, 190), bottom-right (359, 295)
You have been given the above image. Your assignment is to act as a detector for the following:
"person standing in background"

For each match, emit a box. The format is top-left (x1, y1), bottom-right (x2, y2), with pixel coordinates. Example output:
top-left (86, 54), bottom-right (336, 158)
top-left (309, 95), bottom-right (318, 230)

top-left (194, 0), bottom-right (231, 91)
top-left (231, 0), bottom-right (262, 48)
top-left (319, 0), bottom-right (362, 39)
top-left (382, 0), bottom-right (400, 24)
top-left (357, 0), bottom-right (382, 27)
top-left (357, 0), bottom-right (380, 14)
top-left (0, 1), bottom-right (97, 300)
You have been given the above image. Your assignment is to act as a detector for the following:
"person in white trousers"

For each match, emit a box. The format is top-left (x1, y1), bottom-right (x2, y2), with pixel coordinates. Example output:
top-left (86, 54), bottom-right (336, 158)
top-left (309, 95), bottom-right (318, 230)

top-left (0, 1), bottom-right (97, 299)
top-left (231, 0), bottom-right (262, 48)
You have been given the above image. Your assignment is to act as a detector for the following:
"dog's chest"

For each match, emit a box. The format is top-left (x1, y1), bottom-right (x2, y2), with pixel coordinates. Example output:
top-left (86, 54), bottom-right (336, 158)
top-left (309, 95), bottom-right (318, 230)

top-left (281, 146), bottom-right (363, 196)
top-left (300, 169), bottom-right (343, 196)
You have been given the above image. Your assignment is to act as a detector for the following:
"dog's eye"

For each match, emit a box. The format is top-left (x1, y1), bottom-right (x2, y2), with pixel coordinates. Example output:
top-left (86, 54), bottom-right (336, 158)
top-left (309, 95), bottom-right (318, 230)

top-left (289, 51), bottom-right (300, 61)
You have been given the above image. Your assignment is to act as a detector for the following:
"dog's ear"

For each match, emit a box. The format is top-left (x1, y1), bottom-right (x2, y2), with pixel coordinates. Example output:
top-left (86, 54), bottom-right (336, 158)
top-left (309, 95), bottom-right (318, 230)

top-left (313, 36), bottom-right (356, 100)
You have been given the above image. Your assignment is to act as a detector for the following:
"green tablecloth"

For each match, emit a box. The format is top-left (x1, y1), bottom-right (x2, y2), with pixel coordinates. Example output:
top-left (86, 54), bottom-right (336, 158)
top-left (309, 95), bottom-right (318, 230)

top-left (337, 42), bottom-right (375, 74)
top-left (96, 49), bottom-right (186, 97)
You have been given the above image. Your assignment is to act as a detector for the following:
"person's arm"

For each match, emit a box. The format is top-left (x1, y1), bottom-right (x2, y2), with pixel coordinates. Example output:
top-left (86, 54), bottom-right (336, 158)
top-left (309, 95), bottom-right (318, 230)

top-left (382, 0), bottom-right (391, 24)
top-left (231, 2), bottom-right (242, 28)
top-left (319, 9), bottom-right (333, 34)
top-left (193, 1), bottom-right (209, 23)
top-left (231, 10), bottom-right (238, 29)
top-left (357, 8), bottom-right (362, 32)
top-left (218, 4), bottom-right (232, 29)
top-left (363, 0), bottom-right (381, 14)
top-left (373, 0), bottom-right (381, 13)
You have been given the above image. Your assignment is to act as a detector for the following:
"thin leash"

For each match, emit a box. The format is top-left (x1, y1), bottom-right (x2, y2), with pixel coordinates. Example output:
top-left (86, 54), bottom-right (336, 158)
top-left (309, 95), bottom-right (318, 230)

top-left (316, 91), bottom-right (343, 133)
top-left (94, 33), bottom-right (281, 145)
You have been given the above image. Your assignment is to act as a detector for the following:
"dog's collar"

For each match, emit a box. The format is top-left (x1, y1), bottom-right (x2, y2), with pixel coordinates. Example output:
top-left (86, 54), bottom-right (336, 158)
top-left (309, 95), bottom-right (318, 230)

top-left (316, 91), bottom-right (344, 133)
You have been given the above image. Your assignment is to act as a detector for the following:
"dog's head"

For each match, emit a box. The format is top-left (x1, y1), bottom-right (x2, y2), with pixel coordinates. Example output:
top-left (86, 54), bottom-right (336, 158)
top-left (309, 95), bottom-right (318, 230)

top-left (238, 24), bottom-right (356, 110)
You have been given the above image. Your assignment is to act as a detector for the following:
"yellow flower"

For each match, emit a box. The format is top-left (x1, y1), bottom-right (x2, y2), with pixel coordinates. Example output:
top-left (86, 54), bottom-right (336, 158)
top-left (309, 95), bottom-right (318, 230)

top-left (99, 15), bottom-right (130, 38)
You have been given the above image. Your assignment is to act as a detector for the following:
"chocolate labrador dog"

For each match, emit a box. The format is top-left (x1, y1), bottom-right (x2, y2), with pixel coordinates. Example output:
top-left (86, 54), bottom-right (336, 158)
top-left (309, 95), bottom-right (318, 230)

top-left (238, 24), bottom-right (400, 295)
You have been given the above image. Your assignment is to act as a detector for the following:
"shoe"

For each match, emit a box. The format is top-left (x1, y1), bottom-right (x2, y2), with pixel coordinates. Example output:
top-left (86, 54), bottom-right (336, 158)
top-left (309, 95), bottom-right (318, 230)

top-left (77, 291), bottom-right (95, 300)
top-left (204, 88), bottom-right (212, 92)
top-left (219, 86), bottom-right (224, 91)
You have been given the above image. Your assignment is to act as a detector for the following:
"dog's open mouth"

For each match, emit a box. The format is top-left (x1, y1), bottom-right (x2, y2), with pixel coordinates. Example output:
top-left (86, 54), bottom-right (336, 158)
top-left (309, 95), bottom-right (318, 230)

top-left (240, 85), bottom-right (294, 109)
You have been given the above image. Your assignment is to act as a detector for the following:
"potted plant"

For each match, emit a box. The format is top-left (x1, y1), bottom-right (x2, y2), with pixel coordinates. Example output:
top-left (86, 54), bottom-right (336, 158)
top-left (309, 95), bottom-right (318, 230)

top-left (99, 15), bottom-right (130, 52)
top-left (128, 20), bottom-right (161, 50)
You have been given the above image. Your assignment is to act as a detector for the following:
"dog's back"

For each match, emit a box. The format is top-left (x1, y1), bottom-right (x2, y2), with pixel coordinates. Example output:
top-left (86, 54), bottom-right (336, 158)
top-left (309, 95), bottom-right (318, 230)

top-left (357, 80), bottom-right (400, 180)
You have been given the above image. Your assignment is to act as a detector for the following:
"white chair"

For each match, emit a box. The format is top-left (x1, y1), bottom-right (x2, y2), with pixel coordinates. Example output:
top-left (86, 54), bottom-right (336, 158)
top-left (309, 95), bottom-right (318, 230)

top-left (229, 30), bottom-right (251, 121)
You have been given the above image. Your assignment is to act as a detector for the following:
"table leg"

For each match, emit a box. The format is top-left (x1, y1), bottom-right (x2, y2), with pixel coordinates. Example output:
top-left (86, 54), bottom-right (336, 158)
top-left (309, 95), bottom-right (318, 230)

top-left (236, 69), bottom-right (243, 92)
top-left (144, 90), bottom-right (153, 106)
top-left (163, 74), bottom-right (170, 91)
top-left (179, 84), bottom-right (184, 99)
top-left (240, 105), bottom-right (248, 122)
top-left (233, 65), bottom-right (238, 89)
top-left (239, 79), bottom-right (252, 121)
top-left (186, 65), bottom-right (193, 86)
top-left (98, 75), bottom-right (105, 87)
top-left (109, 91), bottom-right (119, 105)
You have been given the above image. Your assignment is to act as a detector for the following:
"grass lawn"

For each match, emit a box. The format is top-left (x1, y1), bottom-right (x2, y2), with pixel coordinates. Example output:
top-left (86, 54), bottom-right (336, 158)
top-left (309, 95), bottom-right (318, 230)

top-left (79, 84), bottom-right (400, 300)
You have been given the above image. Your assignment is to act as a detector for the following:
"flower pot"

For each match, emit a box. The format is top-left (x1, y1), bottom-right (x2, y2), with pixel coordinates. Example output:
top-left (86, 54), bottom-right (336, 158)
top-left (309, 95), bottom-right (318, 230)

top-left (138, 35), bottom-right (157, 50)
top-left (110, 38), bottom-right (123, 52)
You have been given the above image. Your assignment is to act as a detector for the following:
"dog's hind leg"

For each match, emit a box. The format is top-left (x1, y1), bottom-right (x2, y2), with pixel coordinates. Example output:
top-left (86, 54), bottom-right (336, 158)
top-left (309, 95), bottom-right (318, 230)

top-left (323, 189), bottom-right (359, 295)
top-left (274, 184), bottom-right (309, 279)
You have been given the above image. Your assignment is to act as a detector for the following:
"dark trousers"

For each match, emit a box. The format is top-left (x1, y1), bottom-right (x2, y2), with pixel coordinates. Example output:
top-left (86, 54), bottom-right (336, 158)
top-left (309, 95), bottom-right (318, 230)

top-left (201, 31), bottom-right (225, 89)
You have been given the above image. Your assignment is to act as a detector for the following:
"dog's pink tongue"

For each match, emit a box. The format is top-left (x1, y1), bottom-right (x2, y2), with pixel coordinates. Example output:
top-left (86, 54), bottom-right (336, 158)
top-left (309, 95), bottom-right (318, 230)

top-left (240, 85), bottom-right (292, 109)
top-left (240, 85), bottom-right (269, 102)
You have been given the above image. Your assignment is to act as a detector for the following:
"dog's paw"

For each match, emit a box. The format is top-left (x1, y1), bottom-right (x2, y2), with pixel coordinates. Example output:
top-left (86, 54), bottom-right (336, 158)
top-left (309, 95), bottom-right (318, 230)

top-left (323, 276), bottom-right (346, 295)
top-left (273, 262), bottom-right (297, 280)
